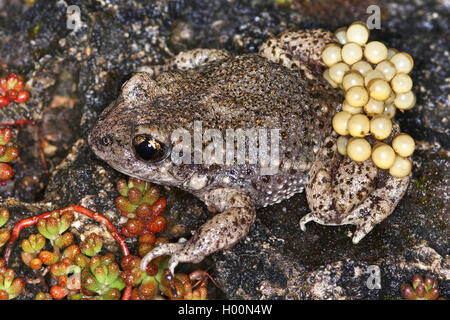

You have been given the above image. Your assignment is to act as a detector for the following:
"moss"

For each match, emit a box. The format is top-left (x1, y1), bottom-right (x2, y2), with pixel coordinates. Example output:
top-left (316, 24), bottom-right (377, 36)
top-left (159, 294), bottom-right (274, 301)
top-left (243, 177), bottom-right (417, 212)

top-left (28, 23), bottom-right (40, 39)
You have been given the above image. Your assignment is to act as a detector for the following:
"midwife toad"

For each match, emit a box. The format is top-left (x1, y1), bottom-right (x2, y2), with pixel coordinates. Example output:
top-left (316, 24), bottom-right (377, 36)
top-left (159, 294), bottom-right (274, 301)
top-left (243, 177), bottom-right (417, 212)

top-left (88, 29), bottom-right (410, 274)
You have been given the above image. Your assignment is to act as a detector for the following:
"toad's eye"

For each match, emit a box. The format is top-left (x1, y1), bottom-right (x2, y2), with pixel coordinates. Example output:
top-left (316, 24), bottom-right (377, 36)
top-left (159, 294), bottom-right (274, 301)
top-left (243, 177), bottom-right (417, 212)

top-left (133, 135), bottom-right (168, 162)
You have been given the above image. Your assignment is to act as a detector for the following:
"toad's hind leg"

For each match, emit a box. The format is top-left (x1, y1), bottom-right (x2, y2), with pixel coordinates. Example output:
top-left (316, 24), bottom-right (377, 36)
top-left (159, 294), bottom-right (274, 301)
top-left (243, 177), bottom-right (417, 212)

top-left (138, 49), bottom-right (230, 77)
top-left (140, 188), bottom-right (256, 275)
top-left (339, 174), bottom-right (410, 243)
top-left (301, 132), bottom-right (410, 244)
top-left (259, 29), bottom-right (335, 79)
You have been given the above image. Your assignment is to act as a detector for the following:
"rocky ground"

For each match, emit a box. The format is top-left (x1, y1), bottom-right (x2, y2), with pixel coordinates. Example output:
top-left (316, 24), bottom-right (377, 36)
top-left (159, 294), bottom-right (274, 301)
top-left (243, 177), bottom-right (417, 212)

top-left (0, 0), bottom-right (448, 299)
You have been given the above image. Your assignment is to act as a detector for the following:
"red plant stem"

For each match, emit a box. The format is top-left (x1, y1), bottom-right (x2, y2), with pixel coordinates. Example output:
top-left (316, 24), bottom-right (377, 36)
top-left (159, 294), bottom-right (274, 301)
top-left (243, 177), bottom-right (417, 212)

top-left (5, 212), bottom-right (53, 261)
top-left (0, 119), bottom-right (48, 173)
top-left (0, 120), bottom-right (36, 127)
top-left (2, 205), bottom-right (132, 300)
top-left (122, 285), bottom-right (132, 300)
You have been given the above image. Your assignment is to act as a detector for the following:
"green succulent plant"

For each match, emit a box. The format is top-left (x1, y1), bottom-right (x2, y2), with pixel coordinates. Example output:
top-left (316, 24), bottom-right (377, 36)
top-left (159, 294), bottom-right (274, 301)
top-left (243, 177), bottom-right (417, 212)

top-left (37, 211), bottom-right (74, 247)
top-left (0, 265), bottom-right (25, 300)
top-left (80, 233), bottom-right (103, 257)
top-left (81, 254), bottom-right (125, 300)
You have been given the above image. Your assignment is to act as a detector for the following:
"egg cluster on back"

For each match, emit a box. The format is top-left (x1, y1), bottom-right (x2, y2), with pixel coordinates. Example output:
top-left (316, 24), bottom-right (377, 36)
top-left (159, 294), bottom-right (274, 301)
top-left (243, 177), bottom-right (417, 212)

top-left (322, 21), bottom-right (415, 178)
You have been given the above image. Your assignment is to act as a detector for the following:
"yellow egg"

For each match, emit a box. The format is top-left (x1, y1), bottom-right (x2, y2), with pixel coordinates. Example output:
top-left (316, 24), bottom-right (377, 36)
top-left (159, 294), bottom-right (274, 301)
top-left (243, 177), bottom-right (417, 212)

top-left (322, 44), bottom-right (342, 67)
top-left (375, 60), bottom-right (397, 81)
top-left (352, 60), bottom-right (372, 76)
top-left (346, 21), bottom-right (370, 46)
top-left (371, 143), bottom-right (396, 169)
top-left (370, 115), bottom-right (392, 140)
top-left (368, 79), bottom-right (392, 101)
top-left (329, 62), bottom-right (350, 84)
top-left (383, 103), bottom-right (397, 119)
top-left (342, 99), bottom-right (363, 114)
top-left (394, 91), bottom-right (416, 110)
top-left (345, 86), bottom-right (369, 107)
top-left (390, 52), bottom-right (414, 74)
top-left (335, 27), bottom-right (347, 45)
top-left (389, 156), bottom-right (412, 178)
top-left (336, 135), bottom-right (349, 155)
top-left (364, 98), bottom-right (385, 116)
top-left (342, 71), bottom-right (364, 90)
top-left (364, 41), bottom-right (388, 64)
top-left (348, 114), bottom-right (370, 137)
top-left (342, 42), bottom-right (363, 65)
top-left (391, 73), bottom-right (413, 94)
top-left (364, 70), bottom-right (385, 86)
top-left (392, 133), bottom-right (415, 157)
top-left (385, 91), bottom-right (396, 105)
top-left (347, 137), bottom-right (371, 162)
top-left (323, 69), bottom-right (339, 88)
top-left (387, 48), bottom-right (399, 60)
top-left (332, 111), bottom-right (352, 135)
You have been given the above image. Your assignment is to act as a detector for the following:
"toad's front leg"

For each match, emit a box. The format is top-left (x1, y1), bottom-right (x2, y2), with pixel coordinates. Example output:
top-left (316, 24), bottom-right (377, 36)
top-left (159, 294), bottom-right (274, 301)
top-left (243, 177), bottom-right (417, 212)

top-left (140, 188), bottom-right (256, 275)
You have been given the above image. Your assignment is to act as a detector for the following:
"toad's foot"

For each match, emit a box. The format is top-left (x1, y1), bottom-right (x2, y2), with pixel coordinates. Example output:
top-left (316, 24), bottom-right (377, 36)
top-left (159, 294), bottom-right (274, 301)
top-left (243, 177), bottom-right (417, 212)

top-left (301, 130), bottom-right (410, 244)
top-left (140, 188), bottom-right (255, 275)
